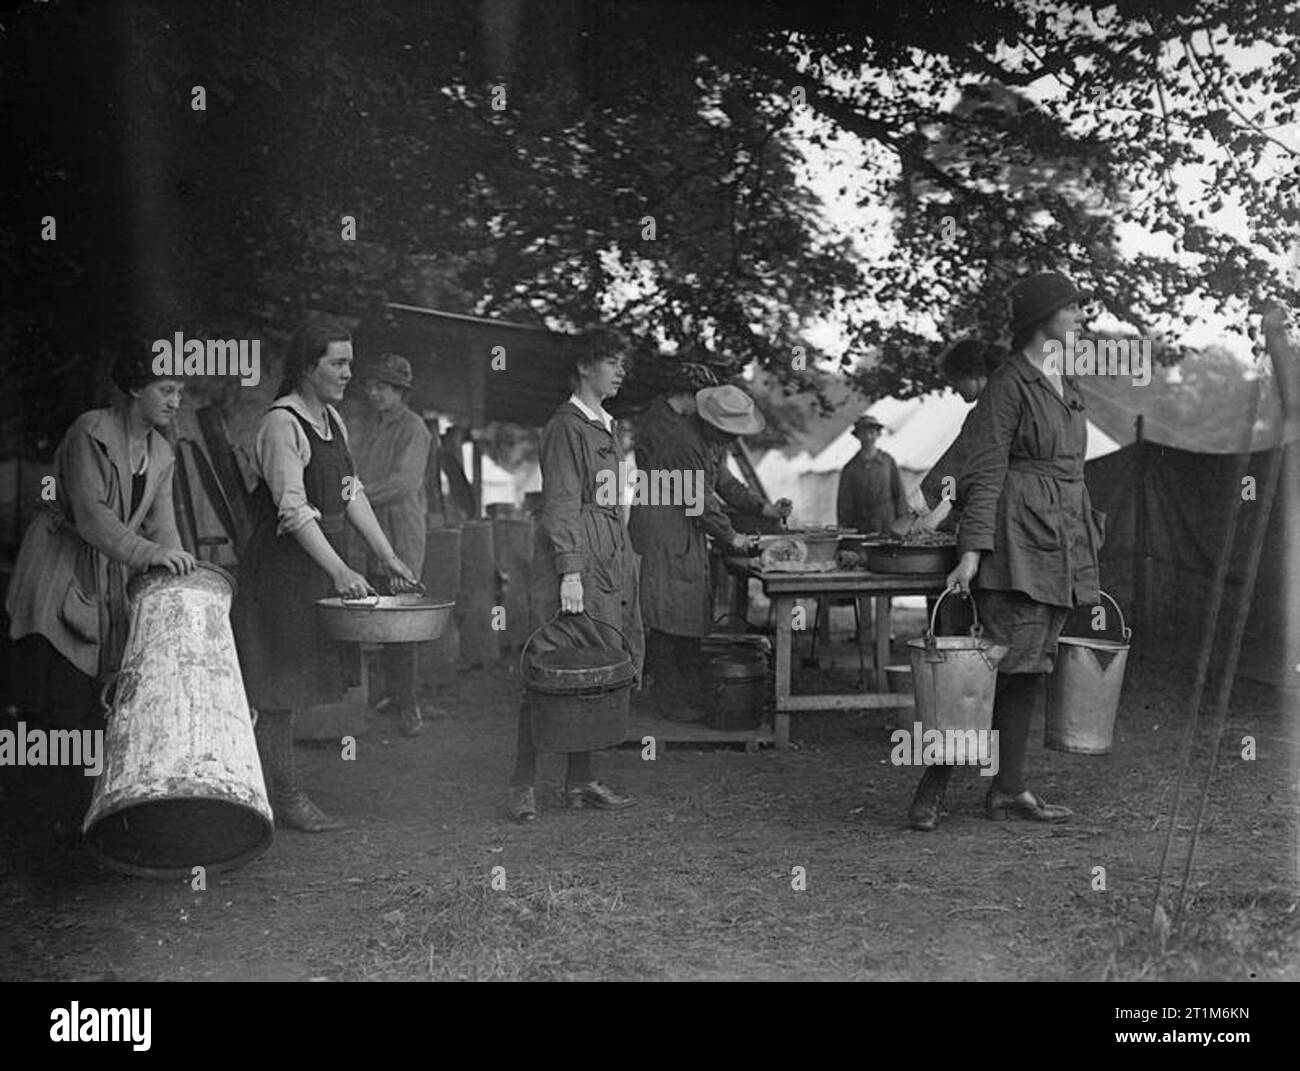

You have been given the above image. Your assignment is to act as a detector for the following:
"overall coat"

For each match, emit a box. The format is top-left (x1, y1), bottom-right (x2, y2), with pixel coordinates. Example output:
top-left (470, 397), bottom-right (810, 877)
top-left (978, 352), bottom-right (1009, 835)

top-left (7, 406), bottom-right (183, 681)
top-left (957, 353), bottom-right (1105, 609)
top-left (629, 398), bottom-right (765, 639)
top-left (530, 401), bottom-right (644, 680)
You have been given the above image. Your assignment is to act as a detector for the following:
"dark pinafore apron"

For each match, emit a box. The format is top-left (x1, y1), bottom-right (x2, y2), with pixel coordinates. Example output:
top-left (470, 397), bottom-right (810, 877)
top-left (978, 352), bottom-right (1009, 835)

top-left (232, 405), bottom-right (355, 711)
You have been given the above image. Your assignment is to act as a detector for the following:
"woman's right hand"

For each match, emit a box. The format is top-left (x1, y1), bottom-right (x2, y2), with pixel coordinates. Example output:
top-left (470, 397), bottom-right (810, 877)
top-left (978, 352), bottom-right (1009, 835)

top-left (332, 565), bottom-right (375, 600)
top-left (560, 573), bottom-right (584, 614)
top-left (946, 551), bottom-right (981, 594)
top-left (151, 547), bottom-right (197, 575)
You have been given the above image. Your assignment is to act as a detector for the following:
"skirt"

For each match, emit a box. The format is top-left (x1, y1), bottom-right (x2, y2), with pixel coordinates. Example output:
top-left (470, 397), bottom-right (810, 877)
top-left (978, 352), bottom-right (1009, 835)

top-left (232, 515), bottom-right (349, 711)
top-left (973, 589), bottom-right (1070, 675)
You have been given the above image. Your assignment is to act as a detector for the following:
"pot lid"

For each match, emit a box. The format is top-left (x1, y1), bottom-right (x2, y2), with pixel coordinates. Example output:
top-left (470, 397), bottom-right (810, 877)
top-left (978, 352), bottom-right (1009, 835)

top-left (526, 647), bottom-right (635, 689)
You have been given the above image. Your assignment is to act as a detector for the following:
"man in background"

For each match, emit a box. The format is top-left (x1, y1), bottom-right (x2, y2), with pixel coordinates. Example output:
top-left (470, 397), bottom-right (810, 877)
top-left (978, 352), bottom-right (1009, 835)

top-left (836, 414), bottom-right (908, 534)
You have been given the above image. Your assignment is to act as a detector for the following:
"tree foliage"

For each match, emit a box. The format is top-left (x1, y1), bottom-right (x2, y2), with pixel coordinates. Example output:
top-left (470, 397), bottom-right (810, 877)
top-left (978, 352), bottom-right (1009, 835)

top-left (3, 0), bottom-right (1298, 453)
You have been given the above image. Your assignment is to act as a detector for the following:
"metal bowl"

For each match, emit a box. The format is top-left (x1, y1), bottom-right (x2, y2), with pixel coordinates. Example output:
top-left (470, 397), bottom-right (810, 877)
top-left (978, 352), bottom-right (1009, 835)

top-left (865, 544), bottom-right (958, 575)
top-left (316, 596), bottom-right (455, 644)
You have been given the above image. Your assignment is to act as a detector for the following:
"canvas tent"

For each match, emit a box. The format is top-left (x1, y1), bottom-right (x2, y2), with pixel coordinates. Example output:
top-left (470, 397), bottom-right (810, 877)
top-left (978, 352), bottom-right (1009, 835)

top-left (753, 387), bottom-right (1121, 527)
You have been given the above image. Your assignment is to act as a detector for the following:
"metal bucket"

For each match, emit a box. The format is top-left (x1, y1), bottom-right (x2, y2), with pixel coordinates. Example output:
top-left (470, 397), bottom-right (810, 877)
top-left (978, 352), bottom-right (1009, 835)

top-left (521, 613), bottom-right (633, 752)
top-left (906, 588), bottom-right (1008, 763)
top-left (84, 564), bottom-right (273, 879)
top-left (1045, 590), bottom-right (1131, 755)
top-left (707, 651), bottom-right (768, 731)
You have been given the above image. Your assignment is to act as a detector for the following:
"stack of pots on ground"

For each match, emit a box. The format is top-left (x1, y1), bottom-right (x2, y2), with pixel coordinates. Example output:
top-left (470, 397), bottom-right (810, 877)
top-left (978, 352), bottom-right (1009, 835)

top-left (457, 520), bottom-right (499, 669)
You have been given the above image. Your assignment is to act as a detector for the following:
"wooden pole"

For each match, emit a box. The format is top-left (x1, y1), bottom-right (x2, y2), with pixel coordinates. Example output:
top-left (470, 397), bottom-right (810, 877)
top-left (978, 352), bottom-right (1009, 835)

top-left (1132, 414), bottom-right (1147, 644)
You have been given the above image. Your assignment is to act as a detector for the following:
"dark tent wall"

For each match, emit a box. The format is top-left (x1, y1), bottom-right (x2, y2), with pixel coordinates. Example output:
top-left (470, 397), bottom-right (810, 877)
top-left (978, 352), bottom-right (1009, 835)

top-left (1086, 441), bottom-right (1300, 688)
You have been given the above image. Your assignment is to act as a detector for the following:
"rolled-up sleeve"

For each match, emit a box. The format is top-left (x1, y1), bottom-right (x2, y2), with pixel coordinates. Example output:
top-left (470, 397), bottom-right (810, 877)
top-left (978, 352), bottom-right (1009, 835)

top-left (256, 410), bottom-right (323, 534)
top-left (956, 378), bottom-right (1020, 555)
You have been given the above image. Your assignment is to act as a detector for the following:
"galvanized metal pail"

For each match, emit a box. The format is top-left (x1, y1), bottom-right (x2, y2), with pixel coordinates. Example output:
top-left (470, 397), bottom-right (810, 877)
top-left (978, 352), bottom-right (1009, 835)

top-left (906, 587), bottom-right (1008, 763)
top-left (84, 563), bottom-right (273, 879)
top-left (1045, 590), bottom-right (1131, 755)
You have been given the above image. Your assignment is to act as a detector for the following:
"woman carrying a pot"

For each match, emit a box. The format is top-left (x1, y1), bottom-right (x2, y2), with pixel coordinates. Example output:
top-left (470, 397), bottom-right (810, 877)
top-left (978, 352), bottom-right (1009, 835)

top-left (232, 317), bottom-right (420, 834)
top-left (507, 328), bottom-right (645, 822)
top-left (6, 349), bottom-right (195, 839)
top-left (908, 272), bottom-right (1105, 831)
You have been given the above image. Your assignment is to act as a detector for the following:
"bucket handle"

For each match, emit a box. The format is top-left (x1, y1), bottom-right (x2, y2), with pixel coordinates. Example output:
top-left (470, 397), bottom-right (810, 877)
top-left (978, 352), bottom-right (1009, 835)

top-left (926, 584), bottom-right (984, 640)
top-left (924, 586), bottom-right (1003, 672)
top-left (1063, 589), bottom-right (1132, 642)
top-left (518, 610), bottom-right (635, 688)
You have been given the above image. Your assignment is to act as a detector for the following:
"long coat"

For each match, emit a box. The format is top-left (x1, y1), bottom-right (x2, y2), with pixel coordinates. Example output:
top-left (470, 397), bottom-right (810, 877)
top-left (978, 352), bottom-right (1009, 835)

top-left (349, 403), bottom-right (431, 575)
top-left (957, 353), bottom-right (1104, 608)
top-left (629, 398), bottom-right (765, 638)
top-left (836, 448), bottom-right (908, 532)
top-left (6, 406), bottom-right (183, 679)
top-left (530, 401), bottom-right (644, 680)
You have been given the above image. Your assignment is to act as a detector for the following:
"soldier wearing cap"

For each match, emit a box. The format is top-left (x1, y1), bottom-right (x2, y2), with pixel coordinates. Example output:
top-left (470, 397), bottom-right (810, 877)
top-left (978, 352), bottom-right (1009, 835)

top-left (354, 352), bottom-right (433, 736)
top-left (836, 413), bottom-right (908, 534)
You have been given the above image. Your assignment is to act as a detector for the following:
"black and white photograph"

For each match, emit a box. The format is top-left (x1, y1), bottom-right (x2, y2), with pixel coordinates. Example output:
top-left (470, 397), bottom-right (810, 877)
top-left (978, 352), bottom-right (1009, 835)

top-left (1, 0), bottom-right (1298, 1007)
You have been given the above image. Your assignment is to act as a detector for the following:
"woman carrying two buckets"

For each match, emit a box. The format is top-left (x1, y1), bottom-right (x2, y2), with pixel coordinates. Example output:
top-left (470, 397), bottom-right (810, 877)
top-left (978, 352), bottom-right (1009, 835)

top-left (908, 271), bottom-right (1107, 832)
top-left (507, 327), bottom-right (646, 823)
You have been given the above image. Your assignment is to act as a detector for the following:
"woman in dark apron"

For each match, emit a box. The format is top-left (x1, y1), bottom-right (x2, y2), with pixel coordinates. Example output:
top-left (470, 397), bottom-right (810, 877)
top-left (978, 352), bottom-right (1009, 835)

top-left (507, 329), bottom-right (645, 822)
top-left (909, 272), bottom-right (1105, 831)
top-left (233, 318), bottom-right (420, 833)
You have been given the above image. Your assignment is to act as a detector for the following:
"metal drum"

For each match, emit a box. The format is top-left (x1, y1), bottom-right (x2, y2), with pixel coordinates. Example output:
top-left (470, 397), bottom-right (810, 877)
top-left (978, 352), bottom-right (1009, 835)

top-left (421, 524), bottom-right (462, 690)
top-left (492, 517), bottom-right (533, 651)
top-left (458, 521), bottom-right (499, 669)
top-left (83, 563), bottom-right (273, 879)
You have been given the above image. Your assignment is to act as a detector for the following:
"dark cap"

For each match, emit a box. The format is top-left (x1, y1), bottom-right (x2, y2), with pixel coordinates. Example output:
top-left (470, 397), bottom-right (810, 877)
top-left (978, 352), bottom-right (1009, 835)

top-left (1008, 272), bottom-right (1093, 334)
top-left (852, 413), bottom-right (884, 434)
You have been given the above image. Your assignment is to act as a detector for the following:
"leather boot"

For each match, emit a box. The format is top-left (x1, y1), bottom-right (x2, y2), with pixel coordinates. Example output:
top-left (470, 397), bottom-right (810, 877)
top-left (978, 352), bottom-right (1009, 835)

top-left (254, 709), bottom-right (345, 833)
top-left (908, 764), bottom-right (954, 832)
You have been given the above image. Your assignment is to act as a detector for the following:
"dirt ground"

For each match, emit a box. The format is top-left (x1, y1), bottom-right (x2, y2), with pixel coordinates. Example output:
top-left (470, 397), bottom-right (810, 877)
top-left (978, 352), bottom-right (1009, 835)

top-left (2, 609), bottom-right (1298, 982)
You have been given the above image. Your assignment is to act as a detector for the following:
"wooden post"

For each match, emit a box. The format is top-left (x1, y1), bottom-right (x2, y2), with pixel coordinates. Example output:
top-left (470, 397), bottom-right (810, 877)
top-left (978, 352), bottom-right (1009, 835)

top-left (1132, 414), bottom-right (1147, 643)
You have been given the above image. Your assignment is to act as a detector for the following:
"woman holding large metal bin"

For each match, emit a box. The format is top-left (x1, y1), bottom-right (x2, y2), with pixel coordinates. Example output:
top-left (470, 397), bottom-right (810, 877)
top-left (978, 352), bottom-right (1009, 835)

top-left (507, 327), bottom-right (644, 823)
top-left (231, 317), bottom-right (421, 834)
top-left (908, 272), bottom-right (1105, 831)
top-left (5, 348), bottom-right (195, 839)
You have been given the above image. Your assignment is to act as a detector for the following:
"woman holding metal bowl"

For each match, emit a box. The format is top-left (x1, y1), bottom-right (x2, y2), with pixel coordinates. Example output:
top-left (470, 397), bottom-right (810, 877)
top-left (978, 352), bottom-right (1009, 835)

top-left (908, 272), bottom-right (1105, 832)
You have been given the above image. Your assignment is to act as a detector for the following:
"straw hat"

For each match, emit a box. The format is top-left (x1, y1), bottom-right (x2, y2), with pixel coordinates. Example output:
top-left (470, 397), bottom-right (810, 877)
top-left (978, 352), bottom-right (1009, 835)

top-left (695, 385), bottom-right (765, 436)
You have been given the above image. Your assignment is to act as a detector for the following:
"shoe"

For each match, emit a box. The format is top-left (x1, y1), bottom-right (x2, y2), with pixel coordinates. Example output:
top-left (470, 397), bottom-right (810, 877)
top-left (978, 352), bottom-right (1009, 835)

top-left (507, 785), bottom-right (537, 823)
top-left (563, 780), bottom-right (637, 810)
top-left (274, 790), bottom-right (346, 833)
top-left (255, 709), bottom-right (345, 832)
top-left (398, 705), bottom-right (423, 737)
top-left (985, 786), bottom-right (1073, 822)
top-left (908, 765), bottom-right (953, 832)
